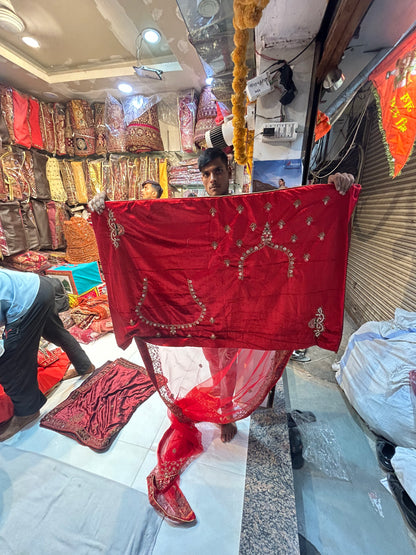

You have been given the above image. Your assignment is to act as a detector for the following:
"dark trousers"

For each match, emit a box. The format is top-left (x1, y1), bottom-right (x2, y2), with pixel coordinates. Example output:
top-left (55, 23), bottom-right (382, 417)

top-left (0, 277), bottom-right (92, 416)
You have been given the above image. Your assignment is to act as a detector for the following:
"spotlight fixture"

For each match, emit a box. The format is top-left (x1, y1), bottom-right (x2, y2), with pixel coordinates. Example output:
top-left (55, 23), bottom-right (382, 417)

top-left (323, 67), bottom-right (345, 92)
top-left (143, 28), bottom-right (161, 45)
top-left (22, 36), bottom-right (40, 48)
top-left (118, 83), bottom-right (133, 94)
top-left (133, 66), bottom-right (163, 80)
top-left (0, 6), bottom-right (25, 33)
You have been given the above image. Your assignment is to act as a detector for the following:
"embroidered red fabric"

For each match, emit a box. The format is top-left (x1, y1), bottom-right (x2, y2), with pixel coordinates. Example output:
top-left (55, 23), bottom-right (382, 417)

top-left (92, 185), bottom-right (360, 352)
top-left (92, 185), bottom-right (359, 523)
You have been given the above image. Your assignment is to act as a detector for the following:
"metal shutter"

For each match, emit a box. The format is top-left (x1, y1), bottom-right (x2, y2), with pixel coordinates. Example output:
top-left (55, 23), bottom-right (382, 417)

top-left (345, 108), bottom-right (416, 326)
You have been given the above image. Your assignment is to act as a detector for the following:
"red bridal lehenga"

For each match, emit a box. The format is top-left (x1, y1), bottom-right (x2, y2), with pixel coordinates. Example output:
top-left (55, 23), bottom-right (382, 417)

top-left (92, 183), bottom-right (360, 523)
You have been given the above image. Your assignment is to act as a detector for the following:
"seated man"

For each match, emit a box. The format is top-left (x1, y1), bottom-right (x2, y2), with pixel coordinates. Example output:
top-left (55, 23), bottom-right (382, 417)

top-left (0, 268), bottom-right (94, 441)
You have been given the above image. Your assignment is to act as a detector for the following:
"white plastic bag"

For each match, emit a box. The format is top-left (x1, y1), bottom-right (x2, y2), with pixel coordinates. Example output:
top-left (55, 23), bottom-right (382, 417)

top-left (392, 447), bottom-right (416, 506)
top-left (336, 308), bottom-right (416, 447)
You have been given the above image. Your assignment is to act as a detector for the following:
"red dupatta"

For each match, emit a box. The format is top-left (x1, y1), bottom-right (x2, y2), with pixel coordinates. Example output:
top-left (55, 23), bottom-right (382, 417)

top-left (92, 184), bottom-right (360, 522)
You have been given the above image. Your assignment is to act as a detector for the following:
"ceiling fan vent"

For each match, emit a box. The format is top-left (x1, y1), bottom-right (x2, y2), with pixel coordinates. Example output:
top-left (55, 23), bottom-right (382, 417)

top-left (0, 5), bottom-right (25, 34)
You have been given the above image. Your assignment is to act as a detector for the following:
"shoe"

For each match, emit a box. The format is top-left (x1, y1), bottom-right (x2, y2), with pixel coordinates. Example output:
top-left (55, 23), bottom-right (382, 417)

top-left (291, 409), bottom-right (316, 423)
top-left (290, 350), bottom-right (311, 363)
top-left (388, 472), bottom-right (416, 532)
top-left (0, 411), bottom-right (40, 441)
top-left (376, 437), bottom-right (396, 472)
top-left (288, 420), bottom-right (304, 469)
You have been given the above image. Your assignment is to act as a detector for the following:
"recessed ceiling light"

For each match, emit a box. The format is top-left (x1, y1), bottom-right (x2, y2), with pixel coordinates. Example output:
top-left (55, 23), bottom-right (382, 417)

top-left (205, 77), bottom-right (214, 85)
top-left (118, 83), bottom-right (133, 94)
top-left (143, 28), bottom-right (161, 44)
top-left (22, 36), bottom-right (40, 48)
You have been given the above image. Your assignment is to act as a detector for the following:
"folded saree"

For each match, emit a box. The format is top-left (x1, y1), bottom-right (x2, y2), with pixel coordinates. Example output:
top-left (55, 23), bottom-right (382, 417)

top-left (92, 184), bottom-right (360, 522)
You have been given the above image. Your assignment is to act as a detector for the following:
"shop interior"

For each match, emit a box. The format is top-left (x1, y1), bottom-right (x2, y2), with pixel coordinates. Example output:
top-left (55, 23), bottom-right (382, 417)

top-left (0, 0), bottom-right (416, 553)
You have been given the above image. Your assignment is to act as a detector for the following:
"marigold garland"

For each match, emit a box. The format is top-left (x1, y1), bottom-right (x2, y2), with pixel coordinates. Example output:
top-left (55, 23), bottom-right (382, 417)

top-left (232, 0), bottom-right (269, 165)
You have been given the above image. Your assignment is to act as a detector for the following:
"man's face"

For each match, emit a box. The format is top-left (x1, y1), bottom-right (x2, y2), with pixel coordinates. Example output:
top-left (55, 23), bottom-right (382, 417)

top-left (200, 157), bottom-right (231, 197)
top-left (141, 183), bottom-right (157, 199)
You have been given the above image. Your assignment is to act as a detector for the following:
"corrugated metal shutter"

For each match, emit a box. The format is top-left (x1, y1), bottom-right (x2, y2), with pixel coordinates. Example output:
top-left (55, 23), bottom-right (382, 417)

top-left (345, 107), bottom-right (416, 326)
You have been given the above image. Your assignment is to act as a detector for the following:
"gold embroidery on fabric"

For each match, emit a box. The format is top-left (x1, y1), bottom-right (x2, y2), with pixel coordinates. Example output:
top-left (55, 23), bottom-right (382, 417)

top-left (318, 232), bottom-right (326, 241)
top-left (210, 207), bottom-right (217, 217)
top-left (303, 253), bottom-right (310, 261)
top-left (322, 196), bottom-right (330, 205)
top-left (306, 216), bottom-right (313, 226)
top-left (224, 259), bottom-right (230, 267)
top-left (107, 209), bottom-right (125, 248)
top-left (236, 205), bottom-right (244, 214)
top-left (308, 307), bottom-right (325, 337)
top-left (278, 219), bottom-right (285, 229)
top-left (264, 202), bottom-right (272, 212)
top-left (212, 241), bottom-right (218, 250)
top-left (291, 234), bottom-right (297, 243)
top-left (294, 200), bottom-right (301, 208)
top-left (236, 239), bottom-right (243, 247)
top-left (135, 278), bottom-right (207, 335)
top-left (250, 223), bottom-right (257, 231)
top-left (238, 222), bottom-right (294, 280)
top-left (224, 225), bottom-right (231, 233)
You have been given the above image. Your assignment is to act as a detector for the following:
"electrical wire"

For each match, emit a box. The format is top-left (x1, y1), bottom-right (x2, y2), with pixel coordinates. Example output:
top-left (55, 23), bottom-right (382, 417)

top-left (310, 95), bottom-right (371, 179)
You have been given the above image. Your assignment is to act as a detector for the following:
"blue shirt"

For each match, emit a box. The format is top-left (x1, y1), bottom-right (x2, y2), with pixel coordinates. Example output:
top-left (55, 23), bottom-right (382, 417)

top-left (0, 269), bottom-right (40, 326)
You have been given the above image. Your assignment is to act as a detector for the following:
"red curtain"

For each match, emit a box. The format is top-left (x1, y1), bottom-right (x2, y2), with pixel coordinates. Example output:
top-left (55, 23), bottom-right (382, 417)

top-left (92, 185), bottom-right (359, 522)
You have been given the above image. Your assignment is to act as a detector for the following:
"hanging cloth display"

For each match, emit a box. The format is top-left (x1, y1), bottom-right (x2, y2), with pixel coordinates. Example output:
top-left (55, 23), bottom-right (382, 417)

top-left (370, 29), bottom-right (416, 177)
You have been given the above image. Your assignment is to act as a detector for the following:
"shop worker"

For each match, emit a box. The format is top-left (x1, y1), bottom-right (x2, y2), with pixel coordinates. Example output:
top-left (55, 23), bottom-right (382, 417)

top-left (197, 147), bottom-right (355, 442)
top-left (89, 180), bottom-right (163, 214)
top-left (0, 268), bottom-right (94, 441)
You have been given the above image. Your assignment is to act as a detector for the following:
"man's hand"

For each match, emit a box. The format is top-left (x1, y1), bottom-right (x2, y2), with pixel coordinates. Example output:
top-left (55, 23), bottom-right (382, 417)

top-left (328, 173), bottom-right (355, 195)
top-left (88, 191), bottom-right (107, 214)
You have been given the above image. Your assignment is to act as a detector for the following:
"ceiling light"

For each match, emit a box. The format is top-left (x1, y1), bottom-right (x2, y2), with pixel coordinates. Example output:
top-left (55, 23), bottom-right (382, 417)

top-left (205, 77), bottom-right (214, 85)
top-left (143, 28), bottom-right (161, 45)
top-left (0, 7), bottom-right (25, 33)
top-left (133, 66), bottom-right (163, 80)
top-left (22, 36), bottom-right (40, 48)
top-left (43, 91), bottom-right (59, 100)
top-left (118, 83), bottom-right (133, 94)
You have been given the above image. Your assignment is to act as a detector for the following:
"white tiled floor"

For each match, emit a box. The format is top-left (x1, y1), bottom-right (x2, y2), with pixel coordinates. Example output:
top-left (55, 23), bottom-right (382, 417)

top-left (1, 333), bottom-right (250, 554)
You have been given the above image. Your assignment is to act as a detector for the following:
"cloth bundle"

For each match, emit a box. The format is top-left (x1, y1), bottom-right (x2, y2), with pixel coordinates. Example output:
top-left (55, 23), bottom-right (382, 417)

top-left (64, 216), bottom-right (99, 264)
top-left (68, 99), bottom-right (96, 157)
top-left (46, 157), bottom-right (67, 202)
top-left (93, 102), bottom-right (107, 156)
top-left (178, 89), bottom-right (198, 153)
top-left (126, 104), bottom-right (164, 153)
top-left (193, 86), bottom-right (218, 147)
top-left (39, 102), bottom-right (56, 154)
top-left (0, 250), bottom-right (50, 273)
top-left (104, 95), bottom-right (126, 153)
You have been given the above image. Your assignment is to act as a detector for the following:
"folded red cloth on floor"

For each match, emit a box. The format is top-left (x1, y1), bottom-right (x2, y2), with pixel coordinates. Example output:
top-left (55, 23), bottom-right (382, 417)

top-left (39, 358), bottom-right (156, 451)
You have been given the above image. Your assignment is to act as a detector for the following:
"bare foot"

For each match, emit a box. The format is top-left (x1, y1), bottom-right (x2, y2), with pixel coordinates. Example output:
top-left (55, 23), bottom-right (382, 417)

top-left (0, 411), bottom-right (40, 441)
top-left (63, 364), bottom-right (95, 380)
top-left (220, 422), bottom-right (237, 443)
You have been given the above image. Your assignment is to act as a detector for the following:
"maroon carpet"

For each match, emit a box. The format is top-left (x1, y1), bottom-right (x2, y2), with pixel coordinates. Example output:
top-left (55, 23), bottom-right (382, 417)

top-left (40, 358), bottom-right (156, 451)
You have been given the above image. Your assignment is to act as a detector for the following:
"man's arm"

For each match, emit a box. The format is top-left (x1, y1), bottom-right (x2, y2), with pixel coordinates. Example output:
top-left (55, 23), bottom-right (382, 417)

top-left (328, 173), bottom-right (355, 195)
top-left (88, 191), bottom-right (107, 214)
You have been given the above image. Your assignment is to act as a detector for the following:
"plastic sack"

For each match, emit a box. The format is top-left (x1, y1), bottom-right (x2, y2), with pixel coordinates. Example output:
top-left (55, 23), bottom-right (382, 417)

top-left (177, 89), bottom-right (198, 153)
top-left (336, 308), bottom-right (416, 447)
top-left (122, 94), bottom-right (161, 125)
top-left (392, 447), bottom-right (416, 506)
top-left (104, 94), bottom-right (126, 153)
top-left (291, 411), bottom-right (350, 481)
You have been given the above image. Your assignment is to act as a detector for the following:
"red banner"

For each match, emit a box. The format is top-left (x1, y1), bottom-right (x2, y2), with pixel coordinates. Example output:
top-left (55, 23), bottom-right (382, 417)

top-left (370, 30), bottom-right (416, 177)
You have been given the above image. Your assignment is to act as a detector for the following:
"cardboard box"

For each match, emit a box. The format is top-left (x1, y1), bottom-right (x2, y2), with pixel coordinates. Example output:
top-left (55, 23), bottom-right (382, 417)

top-left (46, 262), bottom-right (102, 295)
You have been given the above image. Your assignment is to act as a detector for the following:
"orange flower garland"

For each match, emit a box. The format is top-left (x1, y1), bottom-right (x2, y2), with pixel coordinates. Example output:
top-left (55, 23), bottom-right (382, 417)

top-left (232, 0), bottom-right (269, 165)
